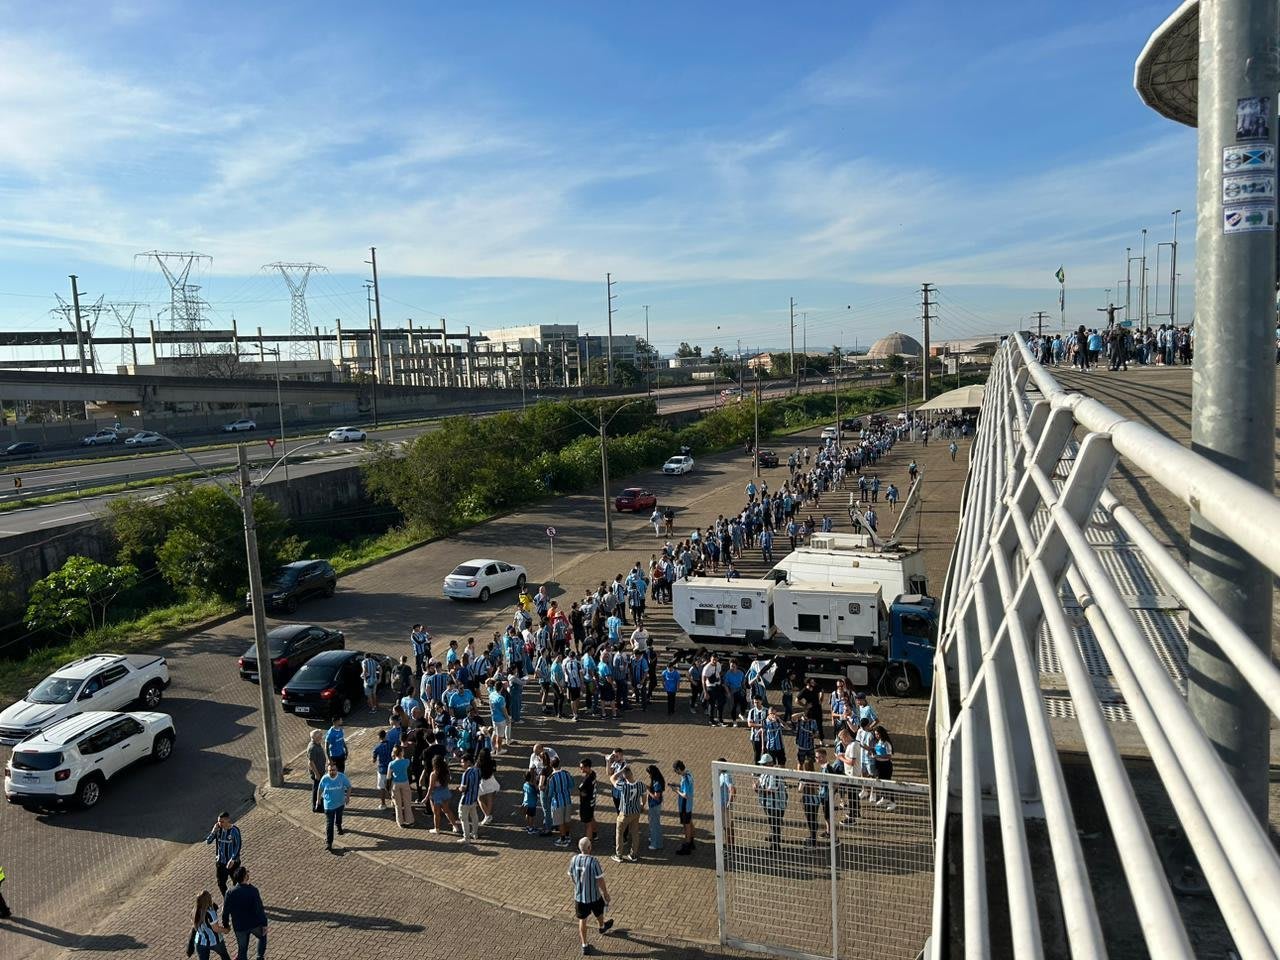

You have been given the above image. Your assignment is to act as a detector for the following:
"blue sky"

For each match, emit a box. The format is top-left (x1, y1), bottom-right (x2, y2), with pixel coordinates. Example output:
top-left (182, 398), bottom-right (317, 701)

top-left (0, 1), bottom-right (1194, 358)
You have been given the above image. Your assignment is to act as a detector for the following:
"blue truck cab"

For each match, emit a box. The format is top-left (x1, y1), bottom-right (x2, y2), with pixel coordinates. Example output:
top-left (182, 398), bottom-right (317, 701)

top-left (886, 594), bottom-right (939, 694)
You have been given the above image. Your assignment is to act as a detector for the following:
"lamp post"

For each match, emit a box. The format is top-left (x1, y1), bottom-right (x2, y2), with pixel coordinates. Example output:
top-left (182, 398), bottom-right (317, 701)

top-left (154, 433), bottom-right (328, 788)
top-left (247, 346), bottom-right (290, 490)
top-left (566, 399), bottom-right (645, 550)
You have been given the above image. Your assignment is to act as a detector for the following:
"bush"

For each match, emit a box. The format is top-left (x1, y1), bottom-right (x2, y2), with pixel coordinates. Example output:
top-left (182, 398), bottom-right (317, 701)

top-left (25, 556), bottom-right (140, 637)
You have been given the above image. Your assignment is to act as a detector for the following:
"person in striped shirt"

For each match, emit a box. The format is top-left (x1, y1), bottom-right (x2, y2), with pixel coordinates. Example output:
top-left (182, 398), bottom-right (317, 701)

top-left (567, 837), bottom-right (613, 955)
top-left (457, 753), bottom-right (482, 843)
top-left (762, 706), bottom-right (787, 769)
top-left (547, 756), bottom-right (576, 847)
top-left (746, 696), bottom-right (767, 764)
top-left (793, 711), bottom-right (818, 765)
top-left (610, 765), bottom-right (644, 862)
top-left (204, 811), bottom-right (242, 896)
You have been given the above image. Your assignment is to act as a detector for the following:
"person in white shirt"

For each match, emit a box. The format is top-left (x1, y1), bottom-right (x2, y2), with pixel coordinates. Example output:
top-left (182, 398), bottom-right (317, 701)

top-left (630, 625), bottom-right (649, 654)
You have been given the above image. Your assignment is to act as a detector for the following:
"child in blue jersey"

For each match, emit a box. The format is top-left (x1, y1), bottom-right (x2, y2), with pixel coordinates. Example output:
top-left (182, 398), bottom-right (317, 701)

top-left (521, 769), bottom-right (539, 834)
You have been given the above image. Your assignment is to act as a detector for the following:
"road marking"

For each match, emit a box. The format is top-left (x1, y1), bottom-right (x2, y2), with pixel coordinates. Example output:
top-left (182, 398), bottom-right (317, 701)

top-left (40, 512), bottom-right (92, 524)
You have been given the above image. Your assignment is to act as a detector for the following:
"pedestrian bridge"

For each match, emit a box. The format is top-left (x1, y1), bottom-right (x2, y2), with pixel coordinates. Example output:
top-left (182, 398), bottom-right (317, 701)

top-left (930, 335), bottom-right (1280, 959)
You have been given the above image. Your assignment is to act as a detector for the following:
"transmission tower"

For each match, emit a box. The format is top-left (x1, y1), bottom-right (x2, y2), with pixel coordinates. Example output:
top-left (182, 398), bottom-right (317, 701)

top-left (110, 303), bottom-right (146, 367)
top-left (137, 251), bottom-right (212, 357)
top-left (265, 262), bottom-right (327, 361)
top-left (53, 294), bottom-right (107, 372)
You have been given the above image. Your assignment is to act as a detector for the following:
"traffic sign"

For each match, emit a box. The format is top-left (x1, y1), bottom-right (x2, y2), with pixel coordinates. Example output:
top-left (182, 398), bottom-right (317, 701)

top-left (546, 526), bottom-right (557, 538)
top-left (266, 437), bottom-right (276, 450)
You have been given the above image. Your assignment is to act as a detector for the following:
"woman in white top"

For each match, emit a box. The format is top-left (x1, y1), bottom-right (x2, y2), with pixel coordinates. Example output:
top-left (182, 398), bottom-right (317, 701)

top-left (191, 889), bottom-right (230, 960)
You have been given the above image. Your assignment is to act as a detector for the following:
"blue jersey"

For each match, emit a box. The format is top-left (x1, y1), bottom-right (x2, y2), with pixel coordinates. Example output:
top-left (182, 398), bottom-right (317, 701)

top-left (522, 782), bottom-right (538, 808)
top-left (763, 716), bottom-right (784, 752)
top-left (795, 718), bottom-right (817, 752)
top-left (677, 772), bottom-right (694, 813)
top-left (459, 766), bottom-right (481, 805)
top-left (547, 769), bottom-right (574, 808)
top-left (568, 854), bottom-right (604, 904)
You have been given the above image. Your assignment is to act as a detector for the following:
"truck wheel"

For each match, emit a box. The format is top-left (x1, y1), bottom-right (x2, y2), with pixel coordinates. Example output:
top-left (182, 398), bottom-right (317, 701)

top-left (139, 681), bottom-right (163, 710)
top-left (76, 775), bottom-right (104, 809)
top-left (890, 668), bottom-right (917, 697)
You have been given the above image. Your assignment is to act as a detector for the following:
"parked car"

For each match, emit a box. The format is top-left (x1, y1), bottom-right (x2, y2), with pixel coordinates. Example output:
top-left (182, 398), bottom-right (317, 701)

top-left (124, 430), bottom-right (164, 447)
top-left (841, 418), bottom-right (863, 431)
top-left (662, 455), bottom-right (694, 476)
top-left (223, 418), bottom-right (257, 433)
top-left (756, 449), bottom-right (779, 468)
top-left (442, 559), bottom-right (527, 602)
top-left (327, 426), bottom-right (367, 443)
top-left (238, 624), bottom-right (345, 689)
top-left (0, 654), bottom-right (170, 746)
top-left (244, 559), bottom-right (336, 614)
top-left (614, 487), bottom-right (657, 512)
top-left (4, 710), bottom-right (175, 811)
top-left (821, 426), bottom-right (839, 441)
top-left (281, 650), bottom-right (392, 722)
top-left (3, 442), bottom-right (39, 457)
top-left (81, 429), bottom-right (119, 446)
top-left (720, 387), bottom-right (741, 398)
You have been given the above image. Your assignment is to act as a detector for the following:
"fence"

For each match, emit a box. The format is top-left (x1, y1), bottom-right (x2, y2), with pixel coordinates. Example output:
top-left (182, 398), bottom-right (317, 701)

top-left (930, 334), bottom-right (1280, 958)
top-left (712, 760), bottom-right (933, 960)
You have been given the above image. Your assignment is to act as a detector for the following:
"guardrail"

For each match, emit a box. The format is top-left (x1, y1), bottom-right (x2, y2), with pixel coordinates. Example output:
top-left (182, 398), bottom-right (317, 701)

top-left (930, 334), bottom-right (1280, 958)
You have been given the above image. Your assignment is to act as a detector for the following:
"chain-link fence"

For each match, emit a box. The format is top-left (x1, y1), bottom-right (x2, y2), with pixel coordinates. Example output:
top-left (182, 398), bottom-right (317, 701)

top-left (712, 761), bottom-right (932, 960)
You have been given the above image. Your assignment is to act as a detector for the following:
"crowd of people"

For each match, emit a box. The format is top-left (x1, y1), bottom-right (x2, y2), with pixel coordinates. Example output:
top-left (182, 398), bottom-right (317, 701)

top-left (1031, 323), bottom-right (1193, 372)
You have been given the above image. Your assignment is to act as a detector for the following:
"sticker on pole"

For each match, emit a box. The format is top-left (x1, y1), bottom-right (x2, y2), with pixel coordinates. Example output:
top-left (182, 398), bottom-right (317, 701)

top-left (1223, 203), bottom-right (1276, 234)
top-left (546, 526), bottom-right (557, 538)
top-left (1223, 145), bottom-right (1275, 172)
top-left (266, 437), bottom-right (277, 449)
top-left (1223, 174), bottom-right (1276, 202)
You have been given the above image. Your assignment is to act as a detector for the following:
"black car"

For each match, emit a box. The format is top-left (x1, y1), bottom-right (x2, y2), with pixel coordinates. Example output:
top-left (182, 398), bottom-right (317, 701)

top-left (756, 449), bottom-right (779, 468)
top-left (281, 649), bottom-right (392, 721)
top-left (840, 418), bottom-right (863, 432)
top-left (246, 559), bottom-right (337, 614)
top-left (3, 442), bottom-right (39, 457)
top-left (238, 624), bottom-right (345, 689)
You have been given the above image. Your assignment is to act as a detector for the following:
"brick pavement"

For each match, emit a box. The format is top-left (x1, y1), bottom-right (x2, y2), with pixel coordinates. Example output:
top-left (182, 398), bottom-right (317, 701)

top-left (0, 414), bottom-right (969, 959)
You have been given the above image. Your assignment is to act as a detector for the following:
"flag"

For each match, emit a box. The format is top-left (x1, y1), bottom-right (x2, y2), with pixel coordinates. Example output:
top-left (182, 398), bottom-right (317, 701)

top-left (1055, 266), bottom-right (1065, 285)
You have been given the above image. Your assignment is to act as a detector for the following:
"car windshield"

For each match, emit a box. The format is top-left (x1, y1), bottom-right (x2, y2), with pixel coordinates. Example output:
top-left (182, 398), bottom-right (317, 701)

top-left (290, 660), bottom-right (335, 685)
top-left (28, 676), bottom-right (81, 704)
top-left (270, 568), bottom-right (299, 585)
top-left (450, 564), bottom-right (480, 576)
top-left (11, 750), bottom-right (64, 771)
top-left (622, 489), bottom-right (641, 496)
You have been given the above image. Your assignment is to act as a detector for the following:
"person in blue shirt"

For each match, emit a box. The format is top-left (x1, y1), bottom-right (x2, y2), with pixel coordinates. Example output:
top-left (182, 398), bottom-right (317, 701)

top-left (662, 661), bottom-right (682, 715)
top-left (448, 685), bottom-right (474, 720)
top-left (318, 761), bottom-right (351, 851)
top-left (673, 760), bottom-right (696, 855)
top-left (763, 706), bottom-right (787, 768)
top-left (222, 866), bottom-right (268, 960)
top-left (521, 769), bottom-right (540, 834)
top-left (488, 680), bottom-right (510, 754)
top-left (854, 691), bottom-right (878, 726)
top-left (759, 527), bottom-right (774, 565)
top-left (457, 753), bottom-right (482, 843)
top-left (723, 662), bottom-right (746, 725)
top-left (547, 756), bottom-right (576, 847)
top-left (399, 691), bottom-right (422, 718)
top-left (371, 729), bottom-right (393, 810)
top-left (388, 745), bottom-right (414, 828)
top-left (324, 717), bottom-right (347, 772)
top-left (204, 811), bottom-right (242, 896)
top-left (724, 562), bottom-right (740, 581)
top-left (567, 837), bottom-right (613, 954)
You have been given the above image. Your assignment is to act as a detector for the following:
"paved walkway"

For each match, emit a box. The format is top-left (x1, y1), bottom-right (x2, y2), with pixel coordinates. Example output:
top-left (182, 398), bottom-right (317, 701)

top-left (1, 416), bottom-right (970, 959)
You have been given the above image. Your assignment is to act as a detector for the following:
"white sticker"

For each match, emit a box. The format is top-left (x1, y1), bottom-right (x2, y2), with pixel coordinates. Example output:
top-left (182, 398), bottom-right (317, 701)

top-left (1223, 173), bottom-right (1276, 202)
top-left (1223, 202), bottom-right (1276, 234)
top-left (1223, 145), bottom-right (1276, 172)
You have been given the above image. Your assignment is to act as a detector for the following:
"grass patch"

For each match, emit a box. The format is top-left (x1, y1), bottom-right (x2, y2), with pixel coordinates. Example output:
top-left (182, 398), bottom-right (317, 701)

top-left (329, 526), bottom-right (430, 576)
top-left (0, 595), bottom-right (234, 703)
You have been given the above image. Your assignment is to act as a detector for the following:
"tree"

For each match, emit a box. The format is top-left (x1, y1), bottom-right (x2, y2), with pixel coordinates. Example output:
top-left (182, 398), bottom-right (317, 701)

top-left (26, 556), bottom-right (139, 636)
top-left (708, 345), bottom-right (726, 365)
top-left (193, 345), bottom-right (252, 380)
top-left (613, 359), bottom-right (642, 387)
top-left (634, 337), bottom-right (659, 371)
top-left (675, 342), bottom-right (702, 358)
top-left (769, 352), bottom-right (793, 377)
top-left (884, 354), bottom-right (907, 372)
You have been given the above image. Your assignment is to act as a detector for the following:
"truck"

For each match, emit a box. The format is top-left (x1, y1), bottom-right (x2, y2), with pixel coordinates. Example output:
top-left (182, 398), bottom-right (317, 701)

top-left (769, 543), bottom-right (928, 598)
top-left (671, 576), bottom-right (937, 695)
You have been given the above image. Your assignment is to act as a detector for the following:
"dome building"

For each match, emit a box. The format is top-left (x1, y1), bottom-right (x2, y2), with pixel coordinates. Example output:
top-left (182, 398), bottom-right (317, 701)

top-left (866, 332), bottom-right (923, 360)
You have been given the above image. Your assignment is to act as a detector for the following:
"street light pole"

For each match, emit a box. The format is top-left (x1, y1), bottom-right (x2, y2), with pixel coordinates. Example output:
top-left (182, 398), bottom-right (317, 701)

top-left (754, 385), bottom-right (760, 478)
top-left (238, 444), bottom-right (284, 788)
top-left (599, 407), bottom-right (614, 551)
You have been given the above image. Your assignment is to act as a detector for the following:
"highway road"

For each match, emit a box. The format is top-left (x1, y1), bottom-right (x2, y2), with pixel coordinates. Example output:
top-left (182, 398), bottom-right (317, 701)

top-left (0, 423), bottom-right (830, 960)
top-left (0, 378), bottom-right (870, 536)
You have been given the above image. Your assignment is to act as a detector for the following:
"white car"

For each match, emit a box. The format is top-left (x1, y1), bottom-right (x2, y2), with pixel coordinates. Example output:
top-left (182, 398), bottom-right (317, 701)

top-left (223, 418), bottom-right (257, 432)
top-left (821, 426), bottom-right (839, 441)
top-left (4, 710), bottom-right (176, 810)
top-left (81, 429), bottom-right (119, 446)
top-left (327, 427), bottom-right (367, 443)
top-left (442, 558), bottom-right (527, 602)
top-left (662, 455), bottom-right (694, 475)
top-left (0, 653), bottom-right (170, 746)
top-left (124, 430), bottom-right (164, 447)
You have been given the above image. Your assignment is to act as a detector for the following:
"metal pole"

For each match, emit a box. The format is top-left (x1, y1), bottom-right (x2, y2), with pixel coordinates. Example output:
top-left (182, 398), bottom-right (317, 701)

top-left (369, 247), bottom-right (385, 386)
top-left (643, 305), bottom-right (651, 397)
top-left (605, 273), bottom-right (615, 386)
top-left (69, 275), bottom-right (87, 375)
top-left (1125, 247), bottom-right (1132, 322)
top-left (790, 297), bottom-right (798, 394)
top-left (753, 386), bottom-right (760, 478)
top-left (273, 350), bottom-right (289, 490)
top-left (599, 407), bottom-right (614, 550)
top-left (1170, 208), bottom-right (1181, 325)
top-left (1189, 0), bottom-right (1278, 822)
top-left (239, 445), bottom-right (284, 788)
top-left (1139, 228), bottom-right (1148, 329)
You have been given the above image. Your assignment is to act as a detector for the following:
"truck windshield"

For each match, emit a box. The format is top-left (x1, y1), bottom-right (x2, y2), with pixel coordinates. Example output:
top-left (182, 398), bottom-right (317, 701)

top-left (899, 613), bottom-right (936, 643)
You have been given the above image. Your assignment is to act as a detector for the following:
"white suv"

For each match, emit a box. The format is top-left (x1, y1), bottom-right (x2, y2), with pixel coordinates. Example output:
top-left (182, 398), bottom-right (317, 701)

top-left (4, 711), bottom-right (175, 810)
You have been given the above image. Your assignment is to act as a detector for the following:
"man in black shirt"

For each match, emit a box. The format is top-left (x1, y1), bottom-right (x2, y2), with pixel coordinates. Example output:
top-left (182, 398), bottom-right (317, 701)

top-left (222, 865), bottom-right (268, 960)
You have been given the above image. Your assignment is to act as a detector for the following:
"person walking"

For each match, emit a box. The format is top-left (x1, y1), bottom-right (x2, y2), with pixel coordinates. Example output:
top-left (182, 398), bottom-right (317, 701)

top-left (948, 440), bottom-right (958, 462)
top-left (318, 761), bottom-right (351, 852)
top-left (204, 811), bottom-right (242, 896)
top-left (190, 890), bottom-right (231, 960)
top-left (645, 764), bottom-right (665, 852)
top-left (568, 837), bottom-right (614, 955)
top-left (610, 765), bottom-right (644, 862)
top-left (306, 730), bottom-right (326, 814)
top-left (457, 752), bottom-right (482, 843)
top-left (673, 760), bottom-right (695, 855)
top-left (324, 716), bottom-right (347, 772)
top-left (548, 756), bottom-right (576, 847)
top-left (222, 866), bottom-right (268, 960)
top-left (388, 745), bottom-right (414, 827)
top-left (410, 623), bottom-right (431, 675)
top-left (662, 660), bottom-right (681, 714)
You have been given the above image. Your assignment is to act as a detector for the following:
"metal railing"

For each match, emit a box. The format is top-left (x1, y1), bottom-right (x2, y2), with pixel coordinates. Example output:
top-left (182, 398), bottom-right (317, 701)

top-left (930, 334), bottom-right (1280, 958)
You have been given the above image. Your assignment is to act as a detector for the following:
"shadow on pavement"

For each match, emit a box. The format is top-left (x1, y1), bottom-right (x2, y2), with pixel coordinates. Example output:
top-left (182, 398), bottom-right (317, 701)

top-left (0, 917), bottom-right (146, 951)
top-left (266, 905), bottom-right (425, 933)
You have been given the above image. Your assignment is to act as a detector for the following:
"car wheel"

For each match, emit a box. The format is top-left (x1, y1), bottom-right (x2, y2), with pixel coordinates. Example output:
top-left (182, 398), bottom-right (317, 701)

top-left (478, 587), bottom-right (491, 603)
top-left (139, 681), bottom-right (163, 710)
top-left (285, 597), bottom-right (299, 614)
top-left (516, 574), bottom-right (526, 591)
top-left (76, 776), bottom-right (104, 809)
top-left (340, 696), bottom-right (353, 717)
top-left (151, 731), bottom-right (175, 762)
top-left (324, 582), bottom-right (336, 598)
